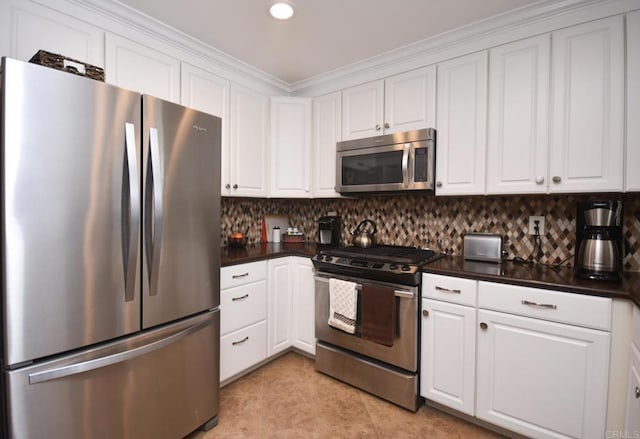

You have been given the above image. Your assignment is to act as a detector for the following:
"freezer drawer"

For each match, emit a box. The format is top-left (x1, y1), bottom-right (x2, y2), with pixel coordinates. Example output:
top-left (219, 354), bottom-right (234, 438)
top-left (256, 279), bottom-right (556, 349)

top-left (4, 311), bottom-right (220, 439)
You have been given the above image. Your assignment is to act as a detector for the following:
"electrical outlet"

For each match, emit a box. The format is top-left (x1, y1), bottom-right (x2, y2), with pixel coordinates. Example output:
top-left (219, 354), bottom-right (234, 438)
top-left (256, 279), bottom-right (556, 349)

top-left (528, 216), bottom-right (545, 235)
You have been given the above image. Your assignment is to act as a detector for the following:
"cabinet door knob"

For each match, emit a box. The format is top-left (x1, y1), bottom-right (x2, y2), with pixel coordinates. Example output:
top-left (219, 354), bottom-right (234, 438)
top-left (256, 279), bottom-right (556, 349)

top-left (535, 176), bottom-right (544, 184)
top-left (375, 124), bottom-right (381, 131)
top-left (233, 184), bottom-right (238, 189)
top-left (552, 176), bottom-right (561, 183)
top-left (636, 386), bottom-right (640, 399)
top-left (305, 187), bottom-right (309, 192)
top-left (422, 309), bottom-right (429, 317)
top-left (479, 322), bottom-right (488, 330)
top-left (384, 122), bottom-right (390, 129)
top-left (436, 181), bottom-right (443, 188)
top-left (225, 183), bottom-right (231, 189)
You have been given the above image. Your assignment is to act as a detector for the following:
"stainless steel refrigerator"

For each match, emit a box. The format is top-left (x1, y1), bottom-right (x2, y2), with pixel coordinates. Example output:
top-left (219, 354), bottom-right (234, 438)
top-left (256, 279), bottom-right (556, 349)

top-left (0, 57), bottom-right (221, 438)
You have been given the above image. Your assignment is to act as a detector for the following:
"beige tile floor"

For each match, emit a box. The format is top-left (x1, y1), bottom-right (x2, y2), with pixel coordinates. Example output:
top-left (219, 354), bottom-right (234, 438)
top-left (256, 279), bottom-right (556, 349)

top-left (188, 351), bottom-right (506, 438)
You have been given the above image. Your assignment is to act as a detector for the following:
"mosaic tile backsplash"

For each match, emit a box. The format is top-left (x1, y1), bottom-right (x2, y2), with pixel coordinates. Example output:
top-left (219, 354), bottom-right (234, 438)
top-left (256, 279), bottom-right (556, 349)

top-left (221, 193), bottom-right (640, 272)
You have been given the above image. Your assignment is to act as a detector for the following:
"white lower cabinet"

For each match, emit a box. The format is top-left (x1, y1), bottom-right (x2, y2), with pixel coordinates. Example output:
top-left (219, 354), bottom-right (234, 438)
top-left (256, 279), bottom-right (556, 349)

top-left (268, 257), bottom-right (293, 356)
top-left (291, 258), bottom-right (315, 355)
top-left (626, 344), bottom-right (640, 435)
top-left (221, 257), bottom-right (315, 382)
top-left (421, 273), bottom-right (613, 439)
top-left (476, 282), bottom-right (611, 439)
top-left (220, 261), bottom-right (268, 382)
top-left (268, 257), bottom-right (316, 356)
top-left (626, 306), bottom-right (640, 433)
top-left (220, 321), bottom-right (268, 382)
top-left (420, 298), bottom-right (476, 416)
top-left (476, 309), bottom-right (610, 439)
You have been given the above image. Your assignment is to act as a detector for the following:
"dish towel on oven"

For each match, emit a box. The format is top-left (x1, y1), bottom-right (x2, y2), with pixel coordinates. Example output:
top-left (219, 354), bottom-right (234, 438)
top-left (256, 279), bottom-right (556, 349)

top-left (361, 284), bottom-right (396, 347)
top-left (328, 278), bottom-right (358, 334)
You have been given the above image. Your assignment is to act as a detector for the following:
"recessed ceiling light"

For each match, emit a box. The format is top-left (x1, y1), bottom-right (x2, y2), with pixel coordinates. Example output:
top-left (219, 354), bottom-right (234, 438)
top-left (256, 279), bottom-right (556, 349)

top-left (270, 1), bottom-right (294, 20)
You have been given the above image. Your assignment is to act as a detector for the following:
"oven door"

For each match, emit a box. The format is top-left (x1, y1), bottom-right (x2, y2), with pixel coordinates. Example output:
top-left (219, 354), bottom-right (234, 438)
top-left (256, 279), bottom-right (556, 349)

top-left (314, 273), bottom-right (419, 372)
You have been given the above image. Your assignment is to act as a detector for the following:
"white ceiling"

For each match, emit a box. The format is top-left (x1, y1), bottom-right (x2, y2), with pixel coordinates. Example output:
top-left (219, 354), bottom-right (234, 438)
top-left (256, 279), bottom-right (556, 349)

top-left (117, 0), bottom-right (543, 84)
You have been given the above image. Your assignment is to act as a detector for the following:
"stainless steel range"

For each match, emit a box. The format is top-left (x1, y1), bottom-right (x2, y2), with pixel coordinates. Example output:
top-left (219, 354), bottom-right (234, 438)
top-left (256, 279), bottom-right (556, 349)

top-left (312, 245), bottom-right (442, 411)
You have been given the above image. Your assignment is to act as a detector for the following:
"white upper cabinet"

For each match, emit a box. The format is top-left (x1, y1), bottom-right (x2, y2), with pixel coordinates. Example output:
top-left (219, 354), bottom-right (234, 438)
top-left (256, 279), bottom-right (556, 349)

top-left (342, 80), bottom-right (384, 140)
top-left (312, 92), bottom-right (342, 198)
top-left (269, 97), bottom-right (312, 198)
top-left (8, 1), bottom-right (104, 67)
top-left (549, 16), bottom-right (624, 193)
top-left (435, 51), bottom-right (488, 196)
top-left (228, 83), bottom-right (269, 197)
top-left (341, 66), bottom-right (436, 140)
top-left (105, 33), bottom-right (180, 102)
top-left (181, 63), bottom-right (230, 194)
top-left (383, 66), bottom-right (436, 134)
top-left (487, 35), bottom-right (550, 194)
top-left (626, 10), bottom-right (640, 192)
top-left (181, 63), bottom-right (229, 116)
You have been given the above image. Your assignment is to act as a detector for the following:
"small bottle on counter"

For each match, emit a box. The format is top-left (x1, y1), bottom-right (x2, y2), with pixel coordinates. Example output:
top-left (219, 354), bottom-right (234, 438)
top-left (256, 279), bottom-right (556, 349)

top-left (272, 226), bottom-right (281, 243)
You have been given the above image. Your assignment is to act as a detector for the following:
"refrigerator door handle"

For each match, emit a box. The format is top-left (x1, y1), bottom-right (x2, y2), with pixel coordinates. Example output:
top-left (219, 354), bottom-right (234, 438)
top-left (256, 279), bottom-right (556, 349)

top-left (145, 127), bottom-right (164, 296)
top-left (28, 317), bottom-right (211, 385)
top-left (123, 122), bottom-right (140, 302)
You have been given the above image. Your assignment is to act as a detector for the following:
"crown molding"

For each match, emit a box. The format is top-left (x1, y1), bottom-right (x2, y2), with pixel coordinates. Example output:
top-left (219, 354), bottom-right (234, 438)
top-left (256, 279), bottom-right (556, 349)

top-left (292, 0), bottom-right (640, 96)
top-left (63, 0), bottom-right (291, 94)
top-left (29, 0), bottom-right (640, 96)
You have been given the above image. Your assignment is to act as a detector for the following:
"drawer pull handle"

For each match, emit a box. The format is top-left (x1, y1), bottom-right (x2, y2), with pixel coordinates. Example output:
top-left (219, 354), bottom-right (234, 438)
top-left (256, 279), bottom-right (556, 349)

top-left (636, 386), bottom-right (640, 399)
top-left (232, 272), bottom-right (249, 279)
top-left (521, 300), bottom-right (557, 310)
top-left (422, 309), bottom-right (429, 317)
top-left (435, 286), bottom-right (461, 294)
top-left (232, 336), bottom-right (249, 346)
top-left (232, 294), bottom-right (249, 302)
top-left (480, 322), bottom-right (488, 330)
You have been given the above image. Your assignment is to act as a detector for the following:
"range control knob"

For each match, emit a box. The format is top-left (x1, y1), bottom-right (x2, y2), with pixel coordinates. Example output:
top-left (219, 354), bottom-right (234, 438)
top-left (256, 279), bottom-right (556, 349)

top-left (389, 264), bottom-right (399, 270)
top-left (401, 265), bottom-right (411, 272)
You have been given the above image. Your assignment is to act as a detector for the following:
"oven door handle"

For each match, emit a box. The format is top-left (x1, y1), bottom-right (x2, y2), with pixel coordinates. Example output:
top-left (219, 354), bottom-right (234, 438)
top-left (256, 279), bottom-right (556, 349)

top-left (314, 276), bottom-right (415, 299)
top-left (393, 289), bottom-right (415, 299)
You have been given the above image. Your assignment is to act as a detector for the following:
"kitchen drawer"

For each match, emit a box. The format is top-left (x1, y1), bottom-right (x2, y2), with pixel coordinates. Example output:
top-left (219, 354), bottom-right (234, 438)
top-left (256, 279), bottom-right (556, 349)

top-left (221, 261), bottom-right (267, 290)
top-left (478, 281), bottom-right (612, 331)
top-left (220, 320), bottom-right (267, 382)
top-left (632, 305), bottom-right (640, 350)
top-left (422, 273), bottom-right (477, 306)
top-left (220, 280), bottom-right (267, 336)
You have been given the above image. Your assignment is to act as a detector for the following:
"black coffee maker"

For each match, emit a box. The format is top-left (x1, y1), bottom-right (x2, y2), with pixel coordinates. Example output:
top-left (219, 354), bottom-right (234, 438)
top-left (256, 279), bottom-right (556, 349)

top-left (318, 215), bottom-right (341, 246)
top-left (575, 200), bottom-right (623, 281)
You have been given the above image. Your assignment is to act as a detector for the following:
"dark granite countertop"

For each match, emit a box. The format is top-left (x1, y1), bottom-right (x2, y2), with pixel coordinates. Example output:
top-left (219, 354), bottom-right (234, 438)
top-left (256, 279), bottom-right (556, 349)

top-left (221, 242), bottom-right (319, 267)
top-left (422, 255), bottom-right (640, 308)
top-left (220, 245), bottom-right (640, 308)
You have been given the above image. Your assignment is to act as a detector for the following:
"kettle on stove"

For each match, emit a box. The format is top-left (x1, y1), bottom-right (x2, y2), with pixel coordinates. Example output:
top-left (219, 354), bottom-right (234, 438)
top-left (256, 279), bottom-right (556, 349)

top-left (351, 219), bottom-right (377, 248)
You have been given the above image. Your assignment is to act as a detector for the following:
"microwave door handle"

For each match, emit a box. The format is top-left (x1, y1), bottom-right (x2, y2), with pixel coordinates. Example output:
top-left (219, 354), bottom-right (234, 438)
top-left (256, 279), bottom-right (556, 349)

top-left (402, 144), bottom-right (410, 188)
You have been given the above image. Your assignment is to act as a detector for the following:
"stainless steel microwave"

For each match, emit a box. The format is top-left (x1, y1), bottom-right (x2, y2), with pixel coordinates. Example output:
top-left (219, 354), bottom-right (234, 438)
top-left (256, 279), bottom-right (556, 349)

top-left (336, 128), bottom-right (435, 194)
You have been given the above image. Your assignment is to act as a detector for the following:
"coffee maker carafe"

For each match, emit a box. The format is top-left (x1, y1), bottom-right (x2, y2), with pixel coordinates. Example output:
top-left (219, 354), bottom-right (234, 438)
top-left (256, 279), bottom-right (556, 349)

top-left (318, 215), bottom-right (341, 246)
top-left (575, 200), bottom-right (623, 281)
